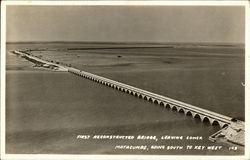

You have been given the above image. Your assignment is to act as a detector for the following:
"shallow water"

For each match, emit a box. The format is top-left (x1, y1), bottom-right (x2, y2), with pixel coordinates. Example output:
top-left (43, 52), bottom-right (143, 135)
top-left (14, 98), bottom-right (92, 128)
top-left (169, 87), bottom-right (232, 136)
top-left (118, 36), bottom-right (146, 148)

top-left (5, 43), bottom-right (245, 155)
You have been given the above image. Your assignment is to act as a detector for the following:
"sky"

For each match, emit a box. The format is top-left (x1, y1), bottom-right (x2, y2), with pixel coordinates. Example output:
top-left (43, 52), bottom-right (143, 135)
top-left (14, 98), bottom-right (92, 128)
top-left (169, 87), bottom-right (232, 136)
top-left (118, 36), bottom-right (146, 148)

top-left (6, 5), bottom-right (245, 43)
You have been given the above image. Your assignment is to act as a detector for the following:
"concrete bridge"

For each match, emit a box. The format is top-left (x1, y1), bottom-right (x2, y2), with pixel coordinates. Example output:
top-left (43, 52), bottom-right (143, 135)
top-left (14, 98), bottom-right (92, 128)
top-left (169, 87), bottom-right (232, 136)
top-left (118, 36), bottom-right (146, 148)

top-left (13, 50), bottom-right (234, 128)
top-left (68, 67), bottom-right (234, 128)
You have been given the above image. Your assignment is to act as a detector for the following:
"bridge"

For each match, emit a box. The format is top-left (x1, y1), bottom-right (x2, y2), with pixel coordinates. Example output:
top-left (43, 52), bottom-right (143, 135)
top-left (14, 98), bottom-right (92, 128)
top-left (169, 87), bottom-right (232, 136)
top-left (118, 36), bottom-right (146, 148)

top-left (13, 50), bottom-right (236, 128)
top-left (68, 67), bottom-right (234, 128)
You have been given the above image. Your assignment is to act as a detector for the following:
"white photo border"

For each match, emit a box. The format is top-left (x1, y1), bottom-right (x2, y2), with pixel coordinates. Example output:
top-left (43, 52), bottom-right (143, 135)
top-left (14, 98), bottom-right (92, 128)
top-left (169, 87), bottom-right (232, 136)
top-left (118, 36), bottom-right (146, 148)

top-left (1, 1), bottom-right (249, 160)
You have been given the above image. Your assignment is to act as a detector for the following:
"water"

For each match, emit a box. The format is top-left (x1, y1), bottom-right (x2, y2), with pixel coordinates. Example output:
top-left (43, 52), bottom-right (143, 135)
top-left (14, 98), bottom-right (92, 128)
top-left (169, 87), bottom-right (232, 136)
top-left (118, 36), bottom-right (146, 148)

top-left (5, 43), bottom-right (244, 155)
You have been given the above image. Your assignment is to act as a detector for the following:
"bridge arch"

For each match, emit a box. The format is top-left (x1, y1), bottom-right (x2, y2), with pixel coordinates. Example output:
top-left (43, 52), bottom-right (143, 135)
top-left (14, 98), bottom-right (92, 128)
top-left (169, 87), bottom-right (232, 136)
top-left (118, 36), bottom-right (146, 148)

top-left (194, 114), bottom-right (202, 121)
top-left (172, 106), bottom-right (178, 111)
top-left (186, 111), bottom-right (192, 116)
top-left (138, 94), bottom-right (143, 99)
top-left (202, 117), bottom-right (210, 124)
top-left (218, 122), bottom-right (228, 128)
top-left (212, 120), bottom-right (220, 127)
top-left (178, 108), bottom-right (185, 113)
top-left (148, 98), bottom-right (153, 102)
top-left (154, 100), bottom-right (159, 104)
top-left (159, 102), bottom-right (164, 106)
top-left (165, 104), bottom-right (171, 108)
top-left (134, 92), bottom-right (138, 97)
top-left (222, 124), bottom-right (229, 128)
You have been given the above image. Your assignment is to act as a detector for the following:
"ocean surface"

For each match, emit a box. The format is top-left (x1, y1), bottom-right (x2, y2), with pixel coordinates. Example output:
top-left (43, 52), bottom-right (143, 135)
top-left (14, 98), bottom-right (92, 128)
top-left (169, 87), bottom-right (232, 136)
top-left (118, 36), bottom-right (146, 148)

top-left (5, 42), bottom-right (245, 155)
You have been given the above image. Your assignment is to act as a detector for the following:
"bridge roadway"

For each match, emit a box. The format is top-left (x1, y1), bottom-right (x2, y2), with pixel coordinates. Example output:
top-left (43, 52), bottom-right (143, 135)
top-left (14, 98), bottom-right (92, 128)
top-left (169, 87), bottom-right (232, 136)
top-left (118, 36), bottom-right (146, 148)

top-left (68, 67), bottom-right (234, 128)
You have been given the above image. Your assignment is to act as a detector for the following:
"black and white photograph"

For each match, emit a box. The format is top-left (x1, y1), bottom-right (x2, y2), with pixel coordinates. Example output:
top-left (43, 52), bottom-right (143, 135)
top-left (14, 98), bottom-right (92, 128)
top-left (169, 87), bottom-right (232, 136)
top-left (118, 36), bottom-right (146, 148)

top-left (1, 1), bottom-right (249, 160)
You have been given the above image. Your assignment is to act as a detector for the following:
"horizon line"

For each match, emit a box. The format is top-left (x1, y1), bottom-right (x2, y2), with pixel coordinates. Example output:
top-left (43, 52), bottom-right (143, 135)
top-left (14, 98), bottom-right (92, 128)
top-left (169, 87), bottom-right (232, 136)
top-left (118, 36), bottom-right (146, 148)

top-left (6, 40), bottom-right (245, 45)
